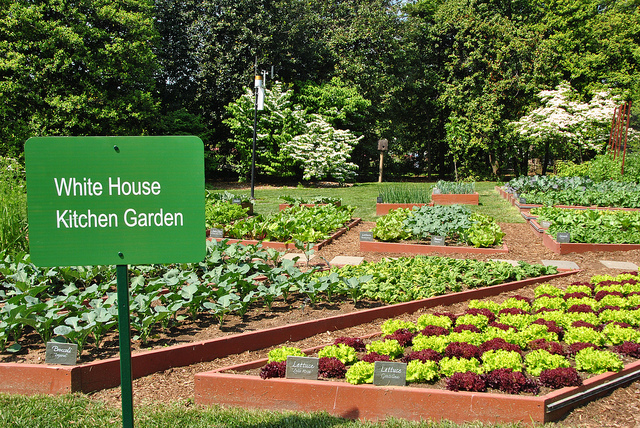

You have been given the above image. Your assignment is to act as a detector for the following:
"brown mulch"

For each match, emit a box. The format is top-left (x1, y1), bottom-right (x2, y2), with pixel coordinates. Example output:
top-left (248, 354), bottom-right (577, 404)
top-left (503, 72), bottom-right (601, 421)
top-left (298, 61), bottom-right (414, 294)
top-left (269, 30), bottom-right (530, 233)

top-left (5, 217), bottom-right (640, 426)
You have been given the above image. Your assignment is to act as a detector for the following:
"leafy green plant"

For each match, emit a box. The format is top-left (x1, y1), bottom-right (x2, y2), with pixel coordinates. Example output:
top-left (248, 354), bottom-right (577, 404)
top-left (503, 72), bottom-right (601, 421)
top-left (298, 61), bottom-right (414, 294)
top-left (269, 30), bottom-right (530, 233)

top-left (575, 348), bottom-right (624, 374)
top-left (439, 356), bottom-right (483, 377)
top-left (412, 334), bottom-right (450, 353)
top-left (279, 195), bottom-right (341, 205)
top-left (406, 360), bottom-right (439, 383)
top-left (380, 319), bottom-right (417, 336)
top-left (0, 157), bottom-right (28, 256)
top-left (371, 208), bottom-right (411, 241)
top-left (481, 350), bottom-right (523, 372)
top-left (378, 184), bottom-right (432, 204)
top-left (345, 361), bottom-right (375, 384)
top-left (365, 339), bottom-right (404, 359)
top-left (563, 327), bottom-right (607, 346)
top-left (205, 201), bottom-right (248, 229)
top-left (267, 346), bottom-right (305, 363)
top-left (524, 349), bottom-right (570, 377)
top-left (404, 204), bottom-right (473, 240)
top-left (317, 343), bottom-right (358, 365)
top-left (434, 180), bottom-right (475, 195)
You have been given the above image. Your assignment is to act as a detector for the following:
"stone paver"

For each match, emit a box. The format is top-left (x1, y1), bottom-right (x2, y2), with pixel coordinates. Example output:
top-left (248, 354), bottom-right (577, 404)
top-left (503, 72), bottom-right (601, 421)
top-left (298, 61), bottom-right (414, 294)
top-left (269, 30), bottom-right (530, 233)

top-left (541, 260), bottom-right (580, 271)
top-left (329, 256), bottom-right (364, 266)
top-left (281, 253), bottom-right (315, 262)
top-left (599, 260), bottom-right (638, 270)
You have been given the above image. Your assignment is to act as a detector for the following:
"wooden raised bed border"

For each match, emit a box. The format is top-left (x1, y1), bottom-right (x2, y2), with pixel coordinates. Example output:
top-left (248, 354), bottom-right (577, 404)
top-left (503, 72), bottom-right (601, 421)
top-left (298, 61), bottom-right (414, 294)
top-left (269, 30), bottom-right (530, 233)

top-left (207, 218), bottom-right (361, 250)
top-left (541, 232), bottom-right (640, 255)
top-left (0, 271), bottom-right (577, 395)
top-left (431, 192), bottom-right (479, 205)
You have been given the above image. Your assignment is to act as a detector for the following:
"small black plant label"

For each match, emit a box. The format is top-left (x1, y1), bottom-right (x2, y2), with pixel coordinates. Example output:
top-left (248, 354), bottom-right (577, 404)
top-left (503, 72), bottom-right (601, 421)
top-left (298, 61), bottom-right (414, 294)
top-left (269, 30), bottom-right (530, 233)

top-left (209, 228), bottom-right (224, 238)
top-left (519, 197), bottom-right (526, 204)
top-left (286, 356), bottom-right (319, 380)
top-left (232, 198), bottom-right (242, 205)
top-left (432, 188), bottom-right (441, 194)
top-left (360, 231), bottom-right (374, 241)
top-left (541, 221), bottom-right (552, 228)
top-left (373, 361), bottom-right (406, 386)
top-left (431, 235), bottom-right (445, 246)
top-left (45, 342), bottom-right (77, 365)
top-left (376, 196), bottom-right (383, 203)
top-left (557, 232), bottom-right (571, 243)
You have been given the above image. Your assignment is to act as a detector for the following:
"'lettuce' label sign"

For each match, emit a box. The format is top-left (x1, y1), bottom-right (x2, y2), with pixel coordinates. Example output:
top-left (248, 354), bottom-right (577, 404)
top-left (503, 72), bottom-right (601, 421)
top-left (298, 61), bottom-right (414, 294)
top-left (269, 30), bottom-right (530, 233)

top-left (25, 136), bottom-right (205, 266)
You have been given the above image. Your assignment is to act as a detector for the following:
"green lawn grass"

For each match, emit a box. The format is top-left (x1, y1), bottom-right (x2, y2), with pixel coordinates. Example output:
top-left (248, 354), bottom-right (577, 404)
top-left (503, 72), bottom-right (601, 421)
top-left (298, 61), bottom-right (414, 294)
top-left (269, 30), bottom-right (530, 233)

top-left (0, 393), bottom-right (530, 428)
top-left (206, 181), bottom-right (524, 223)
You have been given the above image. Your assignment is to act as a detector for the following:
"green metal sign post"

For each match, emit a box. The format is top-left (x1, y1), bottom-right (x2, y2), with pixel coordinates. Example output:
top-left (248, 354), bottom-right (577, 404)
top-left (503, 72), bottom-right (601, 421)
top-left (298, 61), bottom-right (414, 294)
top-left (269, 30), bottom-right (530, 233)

top-left (25, 136), bottom-right (205, 428)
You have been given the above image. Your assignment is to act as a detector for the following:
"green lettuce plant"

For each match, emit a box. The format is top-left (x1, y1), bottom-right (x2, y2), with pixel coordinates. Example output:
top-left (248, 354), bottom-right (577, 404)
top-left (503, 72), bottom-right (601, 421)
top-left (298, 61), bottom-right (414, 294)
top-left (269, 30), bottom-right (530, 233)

top-left (318, 343), bottom-right (358, 364)
top-left (563, 327), bottom-right (607, 346)
top-left (481, 350), bottom-right (523, 372)
top-left (439, 356), bottom-right (483, 377)
top-left (412, 334), bottom-right (450, 353)
top-left (345, 361), bottom-right (375, 384)
top-left (406, 360), bottom-right (440, 383)
top-left (575, 348), bottom-right (624, 374)
top-left (267, 346), bottom-right (305, 363)
top-left (380, 319), bottom-right (418, 336)
top-left (524, 349), bottom-right (570, 377)
top-left (365, 339), bottom-right (404, 359)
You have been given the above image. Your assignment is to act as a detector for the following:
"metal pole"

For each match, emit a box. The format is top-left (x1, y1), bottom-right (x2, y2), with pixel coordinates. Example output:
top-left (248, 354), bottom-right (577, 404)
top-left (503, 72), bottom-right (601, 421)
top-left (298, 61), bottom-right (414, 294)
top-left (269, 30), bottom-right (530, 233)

top-left (251, 87), bottom-right (257, 200)
top-left (116, 264), bottom-right (134, 428)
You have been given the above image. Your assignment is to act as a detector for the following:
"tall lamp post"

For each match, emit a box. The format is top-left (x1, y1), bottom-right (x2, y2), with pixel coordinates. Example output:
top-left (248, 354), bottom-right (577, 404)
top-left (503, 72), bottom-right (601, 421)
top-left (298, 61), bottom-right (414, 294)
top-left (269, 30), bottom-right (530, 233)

top-left (250, 74), bottom-right (265, 200)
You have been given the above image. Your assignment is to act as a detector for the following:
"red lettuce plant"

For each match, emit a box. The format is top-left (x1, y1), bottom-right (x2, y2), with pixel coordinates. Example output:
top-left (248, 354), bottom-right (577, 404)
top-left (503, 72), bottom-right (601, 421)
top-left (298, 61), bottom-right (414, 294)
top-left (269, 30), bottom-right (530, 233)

top-left (613, 341), bottom-right (640, 358)
top-left (563, 292), bottom-right (590, 300)
top-left (595, 290), bottom-right (624, 301)
top-left (528, 339), bottom-right (565, 356)
top-left (511, 295), bottom-right (532, 304)
top-left (484, 368), bottom-right (539, 394)
top-left (446, 372), bottom-right (486, 392)
top-left (498, 307), bottom-right (529, 316)
top-left (260, 361), bottom-right (287, 379)
top-left (489, 321), bottom-right (518, 332)
top-left (318, 357), bottom-right (347, 378)
top-left (480, 338), bottom-right (522, 356)
top-left (384, 328), bottom-right (416, 347)
top-left (539, 367), bottom-right (582, 388)
top-left (465, 308), bottom-right (496, 323)
top-left (567, 304), bottom-right (596, 314)
top-left (361, 352), bottom-right (391, 363)
top-left (598, 305), bottom-right (621, 313)
top-left (444, 342), bottom-right (481, 360)
top-left (571, 321), bottom-right (598, 330)
top-left (334, 337), bottom-right (366, 351)
top-left (531, 319), bottom-right (564, 339)
top-left (433, 311), bottom-right (457, 324)
top-left (567, 342), bottom-right (599, 357)
top-left (535, 307), bottom-right (560, 314)
top-left (402, 349), bottom-right (442, 363)
top-left (453, 324), bottom-right (482, 334)
top-left (420, 325), bottom-right (449, 337)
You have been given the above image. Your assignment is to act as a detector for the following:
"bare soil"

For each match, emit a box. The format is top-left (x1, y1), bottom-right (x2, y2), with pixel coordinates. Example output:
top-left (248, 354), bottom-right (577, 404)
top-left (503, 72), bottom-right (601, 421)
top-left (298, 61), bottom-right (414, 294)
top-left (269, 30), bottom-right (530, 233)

top-left (5, 218), bottom-right (640, 427)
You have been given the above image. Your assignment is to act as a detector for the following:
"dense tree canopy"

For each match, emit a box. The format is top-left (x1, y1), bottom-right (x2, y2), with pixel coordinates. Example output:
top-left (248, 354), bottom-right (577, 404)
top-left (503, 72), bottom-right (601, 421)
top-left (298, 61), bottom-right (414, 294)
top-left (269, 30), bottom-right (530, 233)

top-left (1, 0), bottom-right (638, 179)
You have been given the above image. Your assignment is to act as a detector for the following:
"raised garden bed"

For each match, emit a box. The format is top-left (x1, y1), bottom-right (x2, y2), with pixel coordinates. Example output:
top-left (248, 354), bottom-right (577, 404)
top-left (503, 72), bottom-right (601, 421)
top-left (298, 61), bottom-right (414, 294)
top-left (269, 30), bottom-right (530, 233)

top-left (360, 239), bottom-right (509, 255)
top-left (195, 273), bottom-right (640, 424)
top-left (195, 355), bottom-right (640, 424)
top-left (208, 218), bottom-right (361, 250)
top-left (541, 233), bottom-right (640, 255)
top-left (431, 192), bottom-right (479, 205)
top-left (0, 270), bottom-right (577, 396)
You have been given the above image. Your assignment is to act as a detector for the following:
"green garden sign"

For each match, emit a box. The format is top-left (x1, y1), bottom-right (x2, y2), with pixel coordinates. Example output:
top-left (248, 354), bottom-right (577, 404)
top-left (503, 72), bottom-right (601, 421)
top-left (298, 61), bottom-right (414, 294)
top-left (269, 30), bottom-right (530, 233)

top-left (25, 136), bottom-right (205, 428)
top-left (25, 136), bottom-right (205, 266)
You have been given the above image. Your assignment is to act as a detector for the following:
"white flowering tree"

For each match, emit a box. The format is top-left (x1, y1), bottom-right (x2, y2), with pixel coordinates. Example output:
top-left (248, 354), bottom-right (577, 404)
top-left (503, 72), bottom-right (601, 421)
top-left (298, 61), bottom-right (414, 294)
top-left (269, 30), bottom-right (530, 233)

top-left (284, 115), bottom-right (361, 182)
top-left (511, 82), bottom-right (621, 171)
top-left (224, 82), bottom-right (362, 182)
